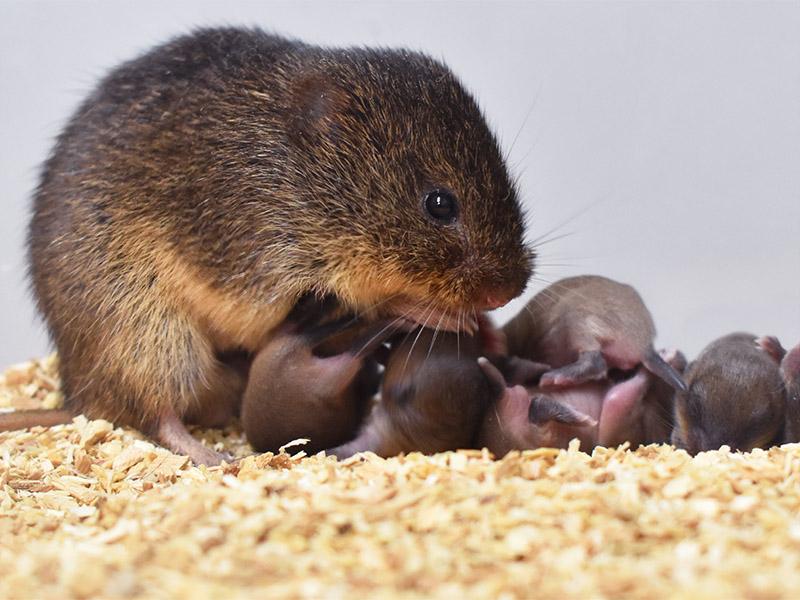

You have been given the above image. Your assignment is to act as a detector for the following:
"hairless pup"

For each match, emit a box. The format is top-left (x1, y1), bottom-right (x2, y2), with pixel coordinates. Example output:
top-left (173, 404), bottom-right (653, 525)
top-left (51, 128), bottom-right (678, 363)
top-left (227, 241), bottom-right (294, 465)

top-left (477, 348), bottom-right (683, 456)
top-left (328, 325), bottom-right (498, 459)
top-left (503, 275), bottom-right (686, 393)
top-left (241, 297), bottom-right (400, 454)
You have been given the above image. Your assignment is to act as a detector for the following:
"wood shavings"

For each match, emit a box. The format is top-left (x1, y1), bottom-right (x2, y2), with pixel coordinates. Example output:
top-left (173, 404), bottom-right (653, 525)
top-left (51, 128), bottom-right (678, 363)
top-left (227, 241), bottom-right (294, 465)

top-left (2, 356), bottom-right (800, 598)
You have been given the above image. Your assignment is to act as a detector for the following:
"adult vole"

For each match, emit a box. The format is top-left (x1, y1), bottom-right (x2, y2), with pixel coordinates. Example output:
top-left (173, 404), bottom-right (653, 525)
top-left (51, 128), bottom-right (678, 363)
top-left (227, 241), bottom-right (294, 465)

top-left (19, 28), bottom-right (533, 463)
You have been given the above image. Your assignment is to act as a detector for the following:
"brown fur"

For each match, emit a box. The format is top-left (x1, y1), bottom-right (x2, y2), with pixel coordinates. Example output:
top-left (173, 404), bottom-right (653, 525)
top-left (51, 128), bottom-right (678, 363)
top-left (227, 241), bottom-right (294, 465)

top-left (505, 276), bottom-right (655, 365)
top-left (23, 28), bottom-right (532, 463)
top-left (328, 327), bottom-right (495, 458)
top-left (782, 343), bottom-right (800, 442)
top-left (781, 344), bottom-right (800, 443)
top-left (672, 333), bottom-right (786, 454)
top-left (504, 275), bottom-right (684, 390)
top-left (241, 306), bottom-right (394, 455)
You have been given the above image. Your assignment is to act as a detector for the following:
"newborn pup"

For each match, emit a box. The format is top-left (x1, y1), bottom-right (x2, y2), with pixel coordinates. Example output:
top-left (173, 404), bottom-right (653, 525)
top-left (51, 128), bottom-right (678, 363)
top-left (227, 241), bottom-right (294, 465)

top-left (20, 27), bottom-right (534, 464)
top-left (477, 360), bottom-right (601, 455)
top-left (672, 333), bottom-right (786, 454)
top-left (241, 301), bottom-right (398, 454)
top-left (503, 275), bottom-right (686, 392)
top-left (328, 326), bottom-right (496, 458)
top-left (781, 343), bottom-right (800, 443)
top-left (477, 350), bottom-right (683, 456)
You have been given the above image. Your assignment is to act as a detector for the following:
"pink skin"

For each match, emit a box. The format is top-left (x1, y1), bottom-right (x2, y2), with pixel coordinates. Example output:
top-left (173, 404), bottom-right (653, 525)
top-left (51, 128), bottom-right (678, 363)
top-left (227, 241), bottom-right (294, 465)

top-left (505, 276), bottom-right (686, 393)
top-left (596, 369), bottom-right (650, 446)
top-left (477, 358), bottom-right (655, 455)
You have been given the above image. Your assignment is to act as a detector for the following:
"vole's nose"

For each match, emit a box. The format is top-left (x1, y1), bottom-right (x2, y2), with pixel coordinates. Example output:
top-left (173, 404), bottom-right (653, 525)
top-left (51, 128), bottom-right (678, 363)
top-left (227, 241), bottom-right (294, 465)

top-left (480, 292), bottom-right (512, 311)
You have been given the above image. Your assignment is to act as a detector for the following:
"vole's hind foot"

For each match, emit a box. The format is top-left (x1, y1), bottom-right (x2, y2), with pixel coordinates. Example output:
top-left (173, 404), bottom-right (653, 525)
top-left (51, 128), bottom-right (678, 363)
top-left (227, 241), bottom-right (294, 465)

top-left (155, 408), bottom-right (227, 466)
top-left (538, 351), bottom-right (607, 389)
top-left (756, 336), bottom-right (786, 364)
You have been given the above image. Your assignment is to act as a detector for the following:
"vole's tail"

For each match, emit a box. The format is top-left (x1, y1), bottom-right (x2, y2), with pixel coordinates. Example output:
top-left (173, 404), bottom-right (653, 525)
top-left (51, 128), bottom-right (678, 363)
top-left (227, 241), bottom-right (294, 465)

top-left (0, 409), bottom-right (73, 432)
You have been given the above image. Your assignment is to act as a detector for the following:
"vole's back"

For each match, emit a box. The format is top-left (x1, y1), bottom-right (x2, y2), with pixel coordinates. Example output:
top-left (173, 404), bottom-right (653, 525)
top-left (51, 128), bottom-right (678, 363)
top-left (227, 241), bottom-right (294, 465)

top-left (29, 29), bottom-right (309, 426)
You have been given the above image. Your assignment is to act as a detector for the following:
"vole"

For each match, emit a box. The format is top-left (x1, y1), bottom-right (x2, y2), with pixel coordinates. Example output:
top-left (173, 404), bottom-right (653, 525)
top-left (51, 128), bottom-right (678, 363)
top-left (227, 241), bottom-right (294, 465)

top-left (477, 349), bottom-right (683, 456)
top-left (15, 27), bottom-right (533, 464)
top-left (671, 333), bottom-right (786, 454)
top-left (327, 326), bottom-right (497, 458)
top-left (503, 275), bottom-right (686, 392)
top-left (241, 297), bottom-right (399, 454)
top-left (782, 343), bottom-right (800, 443)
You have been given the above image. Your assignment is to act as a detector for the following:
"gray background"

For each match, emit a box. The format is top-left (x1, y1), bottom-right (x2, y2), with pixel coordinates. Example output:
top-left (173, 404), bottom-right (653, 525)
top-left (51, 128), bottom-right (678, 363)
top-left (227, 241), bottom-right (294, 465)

top-left (1, 0), bottom-right (798, 369)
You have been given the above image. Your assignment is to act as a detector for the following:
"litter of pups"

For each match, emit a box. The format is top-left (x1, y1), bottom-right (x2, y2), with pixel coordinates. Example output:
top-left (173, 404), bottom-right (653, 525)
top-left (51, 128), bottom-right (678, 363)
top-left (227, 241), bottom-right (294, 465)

top-left (313, 274), bottom-right (798, 458)
top-left (4, 357), bottom-right (800, 598)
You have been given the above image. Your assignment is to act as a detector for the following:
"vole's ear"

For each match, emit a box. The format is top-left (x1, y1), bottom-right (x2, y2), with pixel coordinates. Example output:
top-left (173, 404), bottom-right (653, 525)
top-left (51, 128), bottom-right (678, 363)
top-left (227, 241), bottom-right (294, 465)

top-left (756, 335), bottom-right (786, 364)
top-left (287, 71), bottom-right (349, 146)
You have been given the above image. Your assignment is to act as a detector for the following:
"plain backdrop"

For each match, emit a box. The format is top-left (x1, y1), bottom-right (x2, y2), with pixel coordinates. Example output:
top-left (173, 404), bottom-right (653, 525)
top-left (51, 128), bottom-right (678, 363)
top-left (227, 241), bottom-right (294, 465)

top-left (1, 0), bottom-right (798, 369)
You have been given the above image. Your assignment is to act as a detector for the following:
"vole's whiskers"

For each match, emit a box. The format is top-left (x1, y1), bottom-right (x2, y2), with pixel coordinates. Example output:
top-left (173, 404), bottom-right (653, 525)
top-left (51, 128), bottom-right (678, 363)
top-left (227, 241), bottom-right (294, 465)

top-left (359, 292), bottom-right (404, 318)
top-left (426, 308), bottom-right (448, 363)
top-left (402, 304), bottom-right (436, 378)
top-left (456, 310), bottom-right (462, 361)
top-left (511, 122), bottom-right (547, 176)
top-left (493, 397), bottom-right (508, 440)
top-left (352, 314), bottom-right (407, 360)
top-left (385, 298), bottom-right (430, 369)
top-left (504, 84), bottom-right (543, 165)
top-left (530, 230), bottom-right (577, 249)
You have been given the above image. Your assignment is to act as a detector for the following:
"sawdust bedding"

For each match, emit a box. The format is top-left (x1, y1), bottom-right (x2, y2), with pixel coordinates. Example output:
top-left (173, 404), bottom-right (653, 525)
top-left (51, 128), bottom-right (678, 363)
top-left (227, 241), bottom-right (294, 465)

top-left (2, 356), bottom-right (800, 599)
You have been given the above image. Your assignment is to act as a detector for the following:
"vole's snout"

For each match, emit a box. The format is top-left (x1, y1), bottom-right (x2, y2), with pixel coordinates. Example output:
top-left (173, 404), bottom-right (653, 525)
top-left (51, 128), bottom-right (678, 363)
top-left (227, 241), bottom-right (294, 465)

top-left (478, 291), bottom-right (514, 311)
top-left (479, 262), bottom-right (531, 308)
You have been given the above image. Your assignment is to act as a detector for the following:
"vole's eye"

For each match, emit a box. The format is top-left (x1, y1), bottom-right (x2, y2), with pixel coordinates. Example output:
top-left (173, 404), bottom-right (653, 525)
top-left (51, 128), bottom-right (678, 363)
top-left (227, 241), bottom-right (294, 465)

top-left (423, 189), bottom-right (459, 224)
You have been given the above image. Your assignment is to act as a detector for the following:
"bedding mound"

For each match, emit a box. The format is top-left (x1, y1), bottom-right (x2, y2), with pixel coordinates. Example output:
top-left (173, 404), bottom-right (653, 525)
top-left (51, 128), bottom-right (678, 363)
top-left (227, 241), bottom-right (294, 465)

top-left (2, 356), bottom-right (800, 599)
